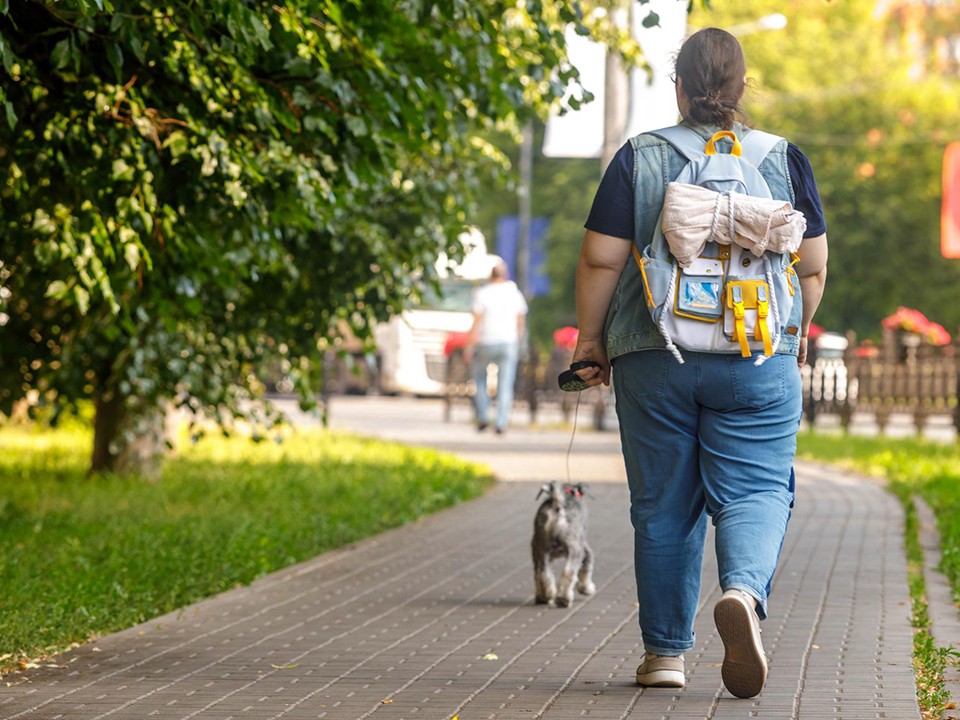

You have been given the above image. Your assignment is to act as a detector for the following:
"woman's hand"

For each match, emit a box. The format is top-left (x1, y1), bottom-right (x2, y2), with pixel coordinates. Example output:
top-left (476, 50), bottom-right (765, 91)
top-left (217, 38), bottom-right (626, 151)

top-left (797, 336), bottom-right (809, 368)
top-left (572, 337), bottom-right (611, 387)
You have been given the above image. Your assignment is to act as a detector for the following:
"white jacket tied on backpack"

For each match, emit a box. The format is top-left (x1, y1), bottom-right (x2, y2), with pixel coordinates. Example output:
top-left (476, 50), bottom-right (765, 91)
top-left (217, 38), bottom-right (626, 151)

top-left (661, 182), bottom-right (807, 267)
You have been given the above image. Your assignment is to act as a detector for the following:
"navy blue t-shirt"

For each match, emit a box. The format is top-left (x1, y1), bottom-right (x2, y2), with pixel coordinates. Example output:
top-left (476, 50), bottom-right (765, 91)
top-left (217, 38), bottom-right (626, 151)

top-left (585, 140), bottom-right (827, 240)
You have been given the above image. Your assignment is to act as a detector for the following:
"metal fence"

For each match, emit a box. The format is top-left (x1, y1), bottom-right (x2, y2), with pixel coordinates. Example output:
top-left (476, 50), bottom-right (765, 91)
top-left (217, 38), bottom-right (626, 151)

top-left (325, 327), bottom-right (960, 439)
top-left (803, 330), bottom-right (959, 436)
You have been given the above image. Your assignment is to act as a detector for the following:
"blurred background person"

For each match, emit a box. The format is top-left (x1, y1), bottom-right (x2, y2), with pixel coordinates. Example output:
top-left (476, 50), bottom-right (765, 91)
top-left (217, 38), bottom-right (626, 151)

top-left (467, 258), bottom-right (528, 434)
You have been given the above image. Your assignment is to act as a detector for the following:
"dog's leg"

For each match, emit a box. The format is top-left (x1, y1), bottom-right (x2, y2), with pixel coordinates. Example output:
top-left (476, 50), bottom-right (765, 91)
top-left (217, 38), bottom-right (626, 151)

top-left (533, 548), bottom-right (556, 604)
top-left (577, 543), bottom-right (596, 596)
top-left (555, 550), bottom-right (582, 607)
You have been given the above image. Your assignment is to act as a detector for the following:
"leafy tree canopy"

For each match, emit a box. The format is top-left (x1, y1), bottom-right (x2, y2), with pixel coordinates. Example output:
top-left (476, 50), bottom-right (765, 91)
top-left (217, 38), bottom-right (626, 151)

top-left (0, 0), bottom-right (651, 471)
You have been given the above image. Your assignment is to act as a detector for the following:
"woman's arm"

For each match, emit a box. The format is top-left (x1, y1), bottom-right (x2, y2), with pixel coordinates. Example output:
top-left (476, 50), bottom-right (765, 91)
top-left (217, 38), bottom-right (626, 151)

top-left (794, 232), bottom-right (828, 366)
top-left (573, 229), bottom-right (632, 386)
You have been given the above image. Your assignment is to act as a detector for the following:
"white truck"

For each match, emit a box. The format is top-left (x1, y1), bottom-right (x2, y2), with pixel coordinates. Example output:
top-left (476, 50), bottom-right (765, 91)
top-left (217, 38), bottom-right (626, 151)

top-left (373, 229), bottom-right (499, 396)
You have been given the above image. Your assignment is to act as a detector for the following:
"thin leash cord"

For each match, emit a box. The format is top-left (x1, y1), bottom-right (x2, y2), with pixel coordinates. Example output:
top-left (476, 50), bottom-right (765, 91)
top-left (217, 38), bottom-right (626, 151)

top-left (565, 391), bottom-right (583, 483)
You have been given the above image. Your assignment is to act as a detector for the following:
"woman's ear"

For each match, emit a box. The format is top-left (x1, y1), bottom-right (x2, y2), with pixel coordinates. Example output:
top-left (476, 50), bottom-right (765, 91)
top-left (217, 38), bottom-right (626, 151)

top-left (675, 76), bottom-right (689, 118)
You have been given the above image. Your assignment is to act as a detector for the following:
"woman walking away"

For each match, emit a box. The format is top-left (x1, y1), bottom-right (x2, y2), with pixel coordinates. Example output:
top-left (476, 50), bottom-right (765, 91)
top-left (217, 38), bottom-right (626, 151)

top-left (569, 28), bottom-right (828, 699)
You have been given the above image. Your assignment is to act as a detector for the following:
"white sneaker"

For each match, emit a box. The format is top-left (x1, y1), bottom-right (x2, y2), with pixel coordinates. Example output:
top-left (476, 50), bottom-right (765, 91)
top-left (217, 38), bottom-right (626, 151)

top-left (635, 653), bottom-right (685, 688)
top-left (714, 589), bottom-right (767, 698)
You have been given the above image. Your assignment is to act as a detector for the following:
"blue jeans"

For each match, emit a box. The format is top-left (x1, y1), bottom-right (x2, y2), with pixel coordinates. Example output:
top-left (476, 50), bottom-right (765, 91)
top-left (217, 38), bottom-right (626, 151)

top-left (613, 350), bottom-right (801, 656)
top-left (472, 342), bottom-right (519, 430)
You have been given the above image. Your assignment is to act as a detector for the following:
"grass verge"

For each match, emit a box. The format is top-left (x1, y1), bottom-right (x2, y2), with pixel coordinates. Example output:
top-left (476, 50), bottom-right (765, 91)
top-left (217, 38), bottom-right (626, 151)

top-left (0, 424), bottom-right (494, 676)
top-left (797, 431), bottom-right (960, 718)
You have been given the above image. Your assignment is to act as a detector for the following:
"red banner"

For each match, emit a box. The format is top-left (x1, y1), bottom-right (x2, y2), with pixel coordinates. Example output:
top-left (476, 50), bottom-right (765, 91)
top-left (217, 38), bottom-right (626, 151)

top-left (943, 142), bottom-right (960, 258)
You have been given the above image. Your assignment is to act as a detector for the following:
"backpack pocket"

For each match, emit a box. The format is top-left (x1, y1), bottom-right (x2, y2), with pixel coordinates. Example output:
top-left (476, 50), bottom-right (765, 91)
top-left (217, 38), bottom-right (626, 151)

top-left (675, 257), bottom-right (724, 322)
top-left (637, 244), bottom-right (674, 313)
top-left (724, 278), bottom-right (773, 357)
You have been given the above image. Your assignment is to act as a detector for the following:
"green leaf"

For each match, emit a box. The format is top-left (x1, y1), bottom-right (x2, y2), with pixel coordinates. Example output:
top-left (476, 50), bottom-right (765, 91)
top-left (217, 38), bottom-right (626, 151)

top-left (106, 41), bottom-right (123, 81)
top-left (641, 11), bottom-right (660, 28)
top-left (124, 243), bottom-right (141, 271)
top-left (248, 13), bottom-right (272, 50)
top-left (4, 100), bottom-right (15, 130)
top-left (74, 286), bottom-right (90, 315)
top-left (46, 280), bottom-right (69, 299)
top-left (129, 34), bottom-right (145, 64)
top-left (50, 37), bottom-right (73, 71)
top-left (344, 115), bottom-right (368, 138)
top-left (0, 34), bottom-right (16, 72)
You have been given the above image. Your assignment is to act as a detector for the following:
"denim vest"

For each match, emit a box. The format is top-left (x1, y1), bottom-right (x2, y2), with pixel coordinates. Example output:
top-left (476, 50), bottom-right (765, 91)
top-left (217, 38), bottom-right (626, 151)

top-left (604, 121), bottom-right (802, 360)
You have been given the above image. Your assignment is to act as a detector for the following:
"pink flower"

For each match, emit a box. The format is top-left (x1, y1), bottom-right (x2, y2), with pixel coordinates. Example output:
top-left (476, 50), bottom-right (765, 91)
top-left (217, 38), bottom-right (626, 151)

top-left (880, 307), bottom-right (951, 345)
top-left (881, 306), bottom-right (929, 333)
top-left (924, 322), bottom-right (951, 346)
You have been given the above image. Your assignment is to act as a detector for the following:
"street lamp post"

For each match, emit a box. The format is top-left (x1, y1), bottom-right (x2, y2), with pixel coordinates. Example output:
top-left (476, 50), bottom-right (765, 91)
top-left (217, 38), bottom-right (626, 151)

top-left (517, 121), bottom-right (534, 298)
top-left (602, 1), bottom-right (632, 174)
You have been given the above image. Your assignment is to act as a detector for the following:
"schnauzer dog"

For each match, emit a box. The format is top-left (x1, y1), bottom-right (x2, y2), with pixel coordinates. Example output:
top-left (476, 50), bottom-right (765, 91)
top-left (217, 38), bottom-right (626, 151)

top-left (531, 481), bottom-right (596, 607)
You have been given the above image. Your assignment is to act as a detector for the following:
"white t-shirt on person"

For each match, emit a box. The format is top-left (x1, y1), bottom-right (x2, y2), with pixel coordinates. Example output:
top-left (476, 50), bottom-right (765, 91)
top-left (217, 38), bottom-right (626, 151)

top-left (472, 280), bottom-right (528, 345)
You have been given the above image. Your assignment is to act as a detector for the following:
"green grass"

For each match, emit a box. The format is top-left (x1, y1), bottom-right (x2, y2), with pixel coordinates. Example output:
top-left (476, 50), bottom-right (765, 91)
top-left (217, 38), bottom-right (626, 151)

top-left (797, 431), bottom-right (960, 718)
top-left (0, 425), bottom-right (494, 673)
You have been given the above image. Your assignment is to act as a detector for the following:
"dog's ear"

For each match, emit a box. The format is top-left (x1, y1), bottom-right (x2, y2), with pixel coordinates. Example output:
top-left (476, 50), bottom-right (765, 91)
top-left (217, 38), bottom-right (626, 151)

top-left (536, 483), bottom-right (552, 500)
top-left (577, 483), bottom-right (591, 499)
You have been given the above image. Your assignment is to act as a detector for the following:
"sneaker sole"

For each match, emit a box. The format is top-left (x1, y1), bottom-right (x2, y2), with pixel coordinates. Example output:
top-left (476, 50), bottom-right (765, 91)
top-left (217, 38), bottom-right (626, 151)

top-left (714, 595), bottom-right (767, 698)
top-left (635, 669), bottom-right (685, 688)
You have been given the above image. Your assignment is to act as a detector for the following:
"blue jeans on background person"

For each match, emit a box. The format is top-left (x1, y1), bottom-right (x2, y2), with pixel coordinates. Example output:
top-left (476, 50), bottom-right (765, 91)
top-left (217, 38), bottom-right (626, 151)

top-left (613, 349), bottom-right (802, 657)
top-left (472, 342), bottom-right (519, 431)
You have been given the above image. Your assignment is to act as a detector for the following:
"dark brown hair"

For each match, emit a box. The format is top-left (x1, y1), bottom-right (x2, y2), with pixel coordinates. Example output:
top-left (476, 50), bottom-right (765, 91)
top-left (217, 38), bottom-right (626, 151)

top-left (674, 28), bottom-right (746, 129)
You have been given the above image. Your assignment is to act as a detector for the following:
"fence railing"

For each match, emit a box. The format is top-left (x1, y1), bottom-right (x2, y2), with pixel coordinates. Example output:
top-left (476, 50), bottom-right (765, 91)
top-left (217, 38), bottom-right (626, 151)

top-left (803, 330), bottom-right (960, 436)
top-left (440, 329), bottom-right (960, 438)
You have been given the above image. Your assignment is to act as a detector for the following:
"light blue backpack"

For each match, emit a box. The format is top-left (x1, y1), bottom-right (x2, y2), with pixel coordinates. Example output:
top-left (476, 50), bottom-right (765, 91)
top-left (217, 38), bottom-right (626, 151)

top-left (634, 126), bottom-right (801, 364)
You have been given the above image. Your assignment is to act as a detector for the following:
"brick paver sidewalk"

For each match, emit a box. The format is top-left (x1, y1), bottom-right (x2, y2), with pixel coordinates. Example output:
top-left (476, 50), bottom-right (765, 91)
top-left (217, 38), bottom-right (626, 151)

top-left (0, 397), bottom-right (920, 719)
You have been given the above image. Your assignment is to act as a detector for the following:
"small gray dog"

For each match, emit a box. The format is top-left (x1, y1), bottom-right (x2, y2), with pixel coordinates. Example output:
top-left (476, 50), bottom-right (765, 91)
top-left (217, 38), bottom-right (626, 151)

top-left (531, 481), bottom-right (596, 607)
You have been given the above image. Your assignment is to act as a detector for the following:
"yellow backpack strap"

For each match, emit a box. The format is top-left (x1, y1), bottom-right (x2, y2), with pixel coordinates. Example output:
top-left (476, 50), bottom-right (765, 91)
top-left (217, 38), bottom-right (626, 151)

top-left (729, 284), bottom-right (751, 358)
top-left (633, 244), bottom-right (656, 308)
top-left (754, 285), bottom-right (773, 356)
top-left (785, 253), bottom-right (800, 295)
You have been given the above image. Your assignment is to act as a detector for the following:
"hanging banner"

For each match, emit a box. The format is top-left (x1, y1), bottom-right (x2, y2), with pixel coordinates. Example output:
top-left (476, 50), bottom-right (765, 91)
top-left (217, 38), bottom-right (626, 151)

top-left (495, 215), bottom-right (551, 297)
top-left (943, 142), bottom-right (960, 259)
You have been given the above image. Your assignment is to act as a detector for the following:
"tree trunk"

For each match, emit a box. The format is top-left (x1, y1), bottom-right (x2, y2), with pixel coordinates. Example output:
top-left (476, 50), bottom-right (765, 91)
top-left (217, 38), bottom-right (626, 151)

top-left (91, 390), bottom-right (167, 479)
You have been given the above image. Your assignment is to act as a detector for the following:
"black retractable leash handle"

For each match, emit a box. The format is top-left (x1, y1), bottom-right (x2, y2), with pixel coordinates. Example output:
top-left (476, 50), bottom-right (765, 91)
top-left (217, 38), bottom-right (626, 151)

top-left (557, 360), bottom-right (602, 392)
top-left (556, 360), bottom-right (603, 481)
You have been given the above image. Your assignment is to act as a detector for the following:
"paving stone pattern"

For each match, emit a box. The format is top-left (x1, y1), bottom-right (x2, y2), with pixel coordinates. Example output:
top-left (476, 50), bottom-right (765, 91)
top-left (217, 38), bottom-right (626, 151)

top-left (0, 457), bottom-right (919, 719)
